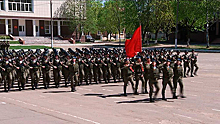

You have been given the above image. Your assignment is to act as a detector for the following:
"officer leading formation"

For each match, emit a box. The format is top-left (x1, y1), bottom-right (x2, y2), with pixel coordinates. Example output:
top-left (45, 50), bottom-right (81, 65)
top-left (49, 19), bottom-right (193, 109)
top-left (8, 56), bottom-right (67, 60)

top-left (0, 48), bottom-right (199, 102)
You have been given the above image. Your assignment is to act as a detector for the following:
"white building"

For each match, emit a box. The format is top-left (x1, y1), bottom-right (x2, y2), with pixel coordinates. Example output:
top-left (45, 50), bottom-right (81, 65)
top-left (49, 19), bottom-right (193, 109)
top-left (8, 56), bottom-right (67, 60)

top-left (0, 0), bottom-right (85, 37)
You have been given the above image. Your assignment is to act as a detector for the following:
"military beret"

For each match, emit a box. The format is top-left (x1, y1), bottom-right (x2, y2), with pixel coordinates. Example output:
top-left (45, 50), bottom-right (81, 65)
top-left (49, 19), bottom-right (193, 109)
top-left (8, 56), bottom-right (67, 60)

top-left (177, 58), bottom-right (181, 61)
top-left (152, 59), bottom-right (157, 62)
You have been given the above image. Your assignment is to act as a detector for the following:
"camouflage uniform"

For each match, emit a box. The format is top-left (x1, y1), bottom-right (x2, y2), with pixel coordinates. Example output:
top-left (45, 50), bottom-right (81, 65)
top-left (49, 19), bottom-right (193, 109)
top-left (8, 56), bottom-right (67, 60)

top-left (29, 55), bottom-right (40, 90)
top-left (173, 60), bottom-right (185, 99)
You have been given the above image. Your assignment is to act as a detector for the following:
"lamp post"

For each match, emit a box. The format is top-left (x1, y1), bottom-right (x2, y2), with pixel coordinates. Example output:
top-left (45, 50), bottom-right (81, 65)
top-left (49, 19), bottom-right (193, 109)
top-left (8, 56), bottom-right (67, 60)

top-left (175, 0), bottom-right (179, 49)
top-left (50, 0), bottom-right (53, 48)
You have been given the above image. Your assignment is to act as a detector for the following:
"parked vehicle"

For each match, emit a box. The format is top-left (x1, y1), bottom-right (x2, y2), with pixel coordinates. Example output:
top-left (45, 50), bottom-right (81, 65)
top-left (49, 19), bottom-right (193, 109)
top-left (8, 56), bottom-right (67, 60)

top-left (86, 35), bottom-right (95, 42)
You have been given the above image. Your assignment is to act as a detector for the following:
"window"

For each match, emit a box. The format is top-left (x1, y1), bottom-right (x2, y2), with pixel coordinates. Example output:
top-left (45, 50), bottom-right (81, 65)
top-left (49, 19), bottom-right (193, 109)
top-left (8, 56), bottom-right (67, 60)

top-left (36, 26), bottom-right (38, 32)
top-left (53, 21), bottom-right (57, 26)
top-left (0, 19), bottom-right (5, 24)
top-left (19, 26), bottom-right (24, 32)
top-left (0, 0), bottom-right (4, 10)
top-left (61, 21), bottom-right (70, 26)
top-left (8, 0), bottom-right (32, 12)
top-left (45, 21), bottom-right (51, 34)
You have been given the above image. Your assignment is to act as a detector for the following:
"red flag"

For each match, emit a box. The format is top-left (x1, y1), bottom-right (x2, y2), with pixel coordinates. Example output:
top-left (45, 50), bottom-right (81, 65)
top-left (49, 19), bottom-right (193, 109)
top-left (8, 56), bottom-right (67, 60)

top-left (125, 26), bottom-right (142, 57)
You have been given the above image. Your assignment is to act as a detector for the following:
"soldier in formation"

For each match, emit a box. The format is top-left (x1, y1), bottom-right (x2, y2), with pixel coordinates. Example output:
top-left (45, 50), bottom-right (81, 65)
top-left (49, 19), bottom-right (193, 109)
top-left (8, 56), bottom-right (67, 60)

top-left (0, 48), bottom-right (198, 101)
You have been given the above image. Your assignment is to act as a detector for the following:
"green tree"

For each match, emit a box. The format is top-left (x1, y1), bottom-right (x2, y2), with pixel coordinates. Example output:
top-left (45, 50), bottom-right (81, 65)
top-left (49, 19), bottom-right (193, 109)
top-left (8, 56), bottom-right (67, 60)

top-left (150, 0), bottom-right (175, 43)
top-left (84, 0), bottom-right (103, 34)
top-left (122, 0), bottom-right (153, 43)
top-left (98, 0), bottom-right (118, 41)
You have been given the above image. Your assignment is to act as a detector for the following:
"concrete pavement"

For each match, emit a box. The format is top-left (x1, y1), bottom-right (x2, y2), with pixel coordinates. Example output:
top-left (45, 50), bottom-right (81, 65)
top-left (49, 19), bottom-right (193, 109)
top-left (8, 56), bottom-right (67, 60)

top-left (0, 53), bottom-right (220, 124)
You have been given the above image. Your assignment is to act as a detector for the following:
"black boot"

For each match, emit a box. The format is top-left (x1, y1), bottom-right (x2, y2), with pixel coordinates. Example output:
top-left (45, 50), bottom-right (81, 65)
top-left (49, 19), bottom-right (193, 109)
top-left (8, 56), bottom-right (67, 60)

top-left (71, 87), bottom-right (76, 92)
top-left (173, 93), bottom-right (178, 99)
top-left (162, 97), bottom-right (167, 101)
top-left (86, 81), bottom-right (89, 85)
top-left (64, 80), bottom-right (67, 87)
top-left (150, 98), bottom-right (154, 102)
top-left (19, 86), bottom-right (21, 91)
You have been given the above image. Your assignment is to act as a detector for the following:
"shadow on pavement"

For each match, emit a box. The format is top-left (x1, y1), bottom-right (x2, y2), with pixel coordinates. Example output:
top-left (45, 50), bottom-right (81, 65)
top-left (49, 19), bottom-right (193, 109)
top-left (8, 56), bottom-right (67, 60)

top-left (43, 91), bottom-right (71, 93)
top-left (84, 93), bottom-right (103, 96)
top-left (117, 98), bottom-right (174, 104)
top-left (99, 93), bottom-right (134, 98)
top-left (101, 85), bottom-right (123, 87)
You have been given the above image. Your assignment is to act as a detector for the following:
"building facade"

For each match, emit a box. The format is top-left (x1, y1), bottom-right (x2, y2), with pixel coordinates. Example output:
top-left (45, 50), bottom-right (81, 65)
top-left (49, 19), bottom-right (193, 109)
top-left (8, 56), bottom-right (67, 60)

top-left (0, 0), bottom-right (85, 37)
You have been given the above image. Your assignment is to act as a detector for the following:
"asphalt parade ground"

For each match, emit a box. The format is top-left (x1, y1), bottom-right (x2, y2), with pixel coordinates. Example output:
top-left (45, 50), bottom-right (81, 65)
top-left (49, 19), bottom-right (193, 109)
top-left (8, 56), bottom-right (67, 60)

top-left (0, 53), bottom-right (220, 124)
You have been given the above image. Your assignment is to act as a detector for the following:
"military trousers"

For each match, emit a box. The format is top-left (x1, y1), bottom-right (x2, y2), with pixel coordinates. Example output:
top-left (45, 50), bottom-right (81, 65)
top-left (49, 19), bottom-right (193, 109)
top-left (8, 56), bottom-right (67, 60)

top-left (17, 71), bottom-right (26, 90)
top-left (134, 74), bottom-right (145, 94)
top-left (30, 70), bottom-right (40, 89)
top-left (69, 73), bottom-right (79, 91)
top-left (123, 75), bottom-right (135, 95)
top-left (173, 77), bottom-right (184, 96)
top-left (191, 62), bottom-right (199, 75)
top-left (53, 69), bottom-right (61, 87)
top-left (63, 68), bottom-right (70, 85)
top-left (184, 62), bottom-right (191, 76)
top-left (2, 72), bottom-right (12, 91)
top-left (111, 67), bottom-right (117, 82)
top-left (143, 75), bottom-right (150, 93)
top-left (98, 68), bottom-right (103, 83)
top-left (84, 68), bottom-right (91, 84)
top-left (162, 78), bottom-right (173, 99)
top-left (93, 67), bottom-right (98, 83)
top-left (149, 79), bottom-right (160, 100)
top-left (42, 70), bottom-right (51, 88)
top-left (79, 69), bottom-right (85, 84)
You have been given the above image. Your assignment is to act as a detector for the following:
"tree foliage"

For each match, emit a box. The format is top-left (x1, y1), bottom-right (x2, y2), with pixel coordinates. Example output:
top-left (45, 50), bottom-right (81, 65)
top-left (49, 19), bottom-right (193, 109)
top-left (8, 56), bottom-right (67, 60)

top-left (59, 0), bottom-right (220, 45)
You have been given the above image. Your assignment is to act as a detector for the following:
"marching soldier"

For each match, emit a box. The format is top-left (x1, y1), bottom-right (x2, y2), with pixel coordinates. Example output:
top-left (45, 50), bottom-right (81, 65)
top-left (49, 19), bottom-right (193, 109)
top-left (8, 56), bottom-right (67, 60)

top-left (174, 50), bottom-right (183, 62)
top-left (190, 49), bottom-right (199, 77)
top-left (78, 56), bottom-right (85, 85)
top-left (173, 59), bottom-right (186, 99)
top-left (53, 53), bottom-right (62, 88)
top-left (97, 55), bottom-right (103, 83)
top-left (101, 57), bottom-right (108, 83)
top-left (41, 54), bottom-right (52, 89)
top-left (161, 60), bottom-right (174, 101)
top-left (149, 60), bottom-right (160, 102)
top-left (88, 57), bottom-right (95, 84)
top-left (62, 54), bottom-right (71, 87)
top-left (1, 55), bottom-right (13, 92)
top-left (15, 54), bottom-right (28, 90)
top-left (121, 59), bottom-right (135, 96)
top-left (111, 55), bottom-right (118, 83)
top-left (182, 50), bottom-right (191, 77)
top-left (83, 53), bottom-right (90, 85)
top-left (143, 57), bottom-right (151, 94)
top-left (116, 54), bottom-right (122, 82)
top-left (69, 57), bottom-right (79, 92)
top-left (93, 57), bottom-right (99, 84)
top-left (134, 57), bottom-right (145, 95)
top-left (29, 55), bottom-right (40, 90)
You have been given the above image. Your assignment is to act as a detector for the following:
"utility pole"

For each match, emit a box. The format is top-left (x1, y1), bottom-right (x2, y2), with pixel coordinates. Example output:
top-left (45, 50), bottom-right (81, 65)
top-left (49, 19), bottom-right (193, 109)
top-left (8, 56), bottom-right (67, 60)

top-left (206, 0), bottom-right (210, 48)
top-left (175, 0), bottom-right (179, 49)
top-left (50, 0), bottom-right (53, 48)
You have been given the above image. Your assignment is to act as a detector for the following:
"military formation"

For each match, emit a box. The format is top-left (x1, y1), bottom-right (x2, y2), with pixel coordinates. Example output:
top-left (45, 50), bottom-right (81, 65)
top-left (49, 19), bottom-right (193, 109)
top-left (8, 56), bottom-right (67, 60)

top-left (121, 49), bottom-right (198, 102)
top-left (0, 48), bottom-right (199, 102)
top-left (0, 41), bottom-right (10, 51)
